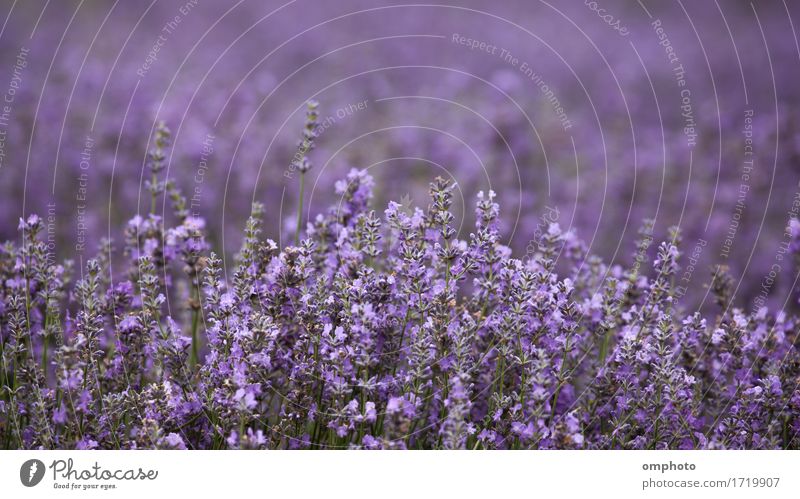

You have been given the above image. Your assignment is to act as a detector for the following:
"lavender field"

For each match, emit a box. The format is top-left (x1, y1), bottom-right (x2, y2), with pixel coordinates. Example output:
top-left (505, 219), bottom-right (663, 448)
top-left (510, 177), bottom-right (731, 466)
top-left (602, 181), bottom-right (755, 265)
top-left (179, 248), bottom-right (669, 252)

top-left (1, 0), bottom-right (800, 449)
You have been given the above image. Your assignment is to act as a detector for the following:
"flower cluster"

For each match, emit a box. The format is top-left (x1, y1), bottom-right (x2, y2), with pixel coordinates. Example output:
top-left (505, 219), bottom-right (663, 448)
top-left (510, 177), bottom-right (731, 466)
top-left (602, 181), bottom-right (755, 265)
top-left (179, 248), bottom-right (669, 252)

top-left (2, 125), bottom-right (799, 450)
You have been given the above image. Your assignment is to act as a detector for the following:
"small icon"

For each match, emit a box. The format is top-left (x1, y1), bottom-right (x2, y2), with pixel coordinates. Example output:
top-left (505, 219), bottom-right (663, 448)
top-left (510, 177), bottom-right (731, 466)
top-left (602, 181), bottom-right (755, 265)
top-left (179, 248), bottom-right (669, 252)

top-left (398, 193), bottom-right (414, 216)
top-left (20, 459), bottom-right (45, 487)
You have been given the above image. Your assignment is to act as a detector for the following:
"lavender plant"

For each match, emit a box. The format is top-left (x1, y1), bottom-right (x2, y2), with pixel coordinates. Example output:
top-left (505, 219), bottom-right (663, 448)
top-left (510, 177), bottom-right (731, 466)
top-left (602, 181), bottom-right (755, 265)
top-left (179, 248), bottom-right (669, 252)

top-left (1, 122), bottom-right (799, 450)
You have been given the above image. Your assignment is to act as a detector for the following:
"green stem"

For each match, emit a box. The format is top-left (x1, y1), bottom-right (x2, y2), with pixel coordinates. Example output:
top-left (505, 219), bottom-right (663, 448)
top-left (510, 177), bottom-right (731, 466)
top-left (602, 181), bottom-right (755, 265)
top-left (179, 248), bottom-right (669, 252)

top-left (41, 339), bottom-right (48, 382)
top-left (190, 310), bottom-right (199, 368)
top-left (150, 173), bottom-right (158, 214)
top-left (550, 344), bottom-right (570, 425)
top-left (189, 272), bottom-right (200, 368)
top-left (295, 172), bottom-right (306, 246)
top-left (391, 308), bottom-right (412, 379)
top-left (599, 328), bottom-right (612, 365)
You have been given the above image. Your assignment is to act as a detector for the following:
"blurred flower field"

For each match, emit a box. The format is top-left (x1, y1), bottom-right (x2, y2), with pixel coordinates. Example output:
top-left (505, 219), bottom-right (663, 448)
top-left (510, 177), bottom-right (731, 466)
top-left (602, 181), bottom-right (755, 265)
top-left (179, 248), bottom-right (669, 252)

top-left (1, 0), bottom-right (800, 449)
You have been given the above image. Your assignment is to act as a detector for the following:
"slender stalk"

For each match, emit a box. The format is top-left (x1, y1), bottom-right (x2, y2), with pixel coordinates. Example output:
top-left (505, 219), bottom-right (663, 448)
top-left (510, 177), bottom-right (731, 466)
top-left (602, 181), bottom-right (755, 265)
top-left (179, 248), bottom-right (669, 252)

top-left (550, 344), bottom-right (569, 425)
top-left (150, 173), bottom-right (158, 214)
top-left (598, 328), bottom-right (612, 365)
top-left (189, 271), bottom-right (200, 368)
top-left (41, 339), bottom-right (48, 383)
top-left (295, 172), bottom-right (306, 246)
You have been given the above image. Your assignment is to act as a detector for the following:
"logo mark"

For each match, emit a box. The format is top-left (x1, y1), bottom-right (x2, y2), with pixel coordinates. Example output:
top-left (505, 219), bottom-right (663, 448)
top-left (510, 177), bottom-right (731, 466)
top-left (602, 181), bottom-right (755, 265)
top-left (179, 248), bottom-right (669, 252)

top-left (20, 459), bottom-right (45, 487)
top-left (398, 193), bottom-right (414, 216)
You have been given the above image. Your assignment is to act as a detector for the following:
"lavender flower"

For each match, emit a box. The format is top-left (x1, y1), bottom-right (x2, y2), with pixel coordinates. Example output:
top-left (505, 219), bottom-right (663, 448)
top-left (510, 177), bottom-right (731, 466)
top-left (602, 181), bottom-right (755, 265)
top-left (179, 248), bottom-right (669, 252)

top-left (1, 123), bottom-right (799, 450)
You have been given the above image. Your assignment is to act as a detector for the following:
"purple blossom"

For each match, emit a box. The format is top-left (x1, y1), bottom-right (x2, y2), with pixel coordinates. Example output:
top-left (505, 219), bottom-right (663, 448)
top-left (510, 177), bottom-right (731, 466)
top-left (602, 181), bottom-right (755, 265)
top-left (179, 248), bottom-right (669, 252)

top-left (1, 117), bottom-right (800, 451)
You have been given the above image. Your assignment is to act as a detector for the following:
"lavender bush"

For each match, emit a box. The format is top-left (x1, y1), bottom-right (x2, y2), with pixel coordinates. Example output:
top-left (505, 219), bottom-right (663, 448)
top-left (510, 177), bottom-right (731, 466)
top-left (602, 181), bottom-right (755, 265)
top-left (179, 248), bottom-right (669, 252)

top-left (3, 1), bottom-right (800, 311)
top-left (1, 120), bottom-right (799, 450)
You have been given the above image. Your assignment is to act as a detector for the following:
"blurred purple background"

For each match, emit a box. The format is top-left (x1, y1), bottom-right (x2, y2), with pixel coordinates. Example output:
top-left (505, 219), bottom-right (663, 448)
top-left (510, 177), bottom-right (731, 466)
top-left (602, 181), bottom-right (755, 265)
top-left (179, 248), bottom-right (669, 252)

top-left (1, 0), bottom-right (799, 311)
